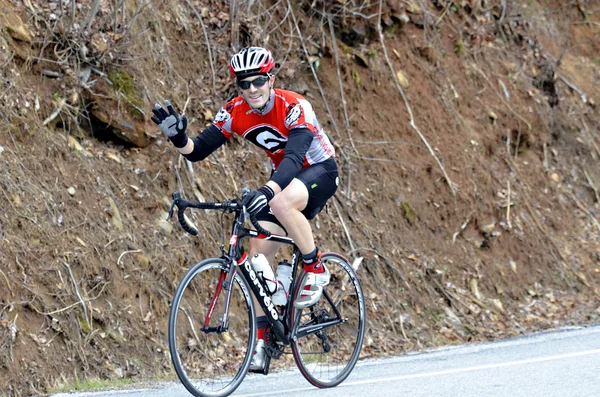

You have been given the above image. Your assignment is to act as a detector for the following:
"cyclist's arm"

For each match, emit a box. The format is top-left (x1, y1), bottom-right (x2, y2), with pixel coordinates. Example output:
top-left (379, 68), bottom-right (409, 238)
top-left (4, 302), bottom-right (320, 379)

top-left (177, 125), bottom-right (228, 161)
top-left (269, 127), bottom-right (313, 191)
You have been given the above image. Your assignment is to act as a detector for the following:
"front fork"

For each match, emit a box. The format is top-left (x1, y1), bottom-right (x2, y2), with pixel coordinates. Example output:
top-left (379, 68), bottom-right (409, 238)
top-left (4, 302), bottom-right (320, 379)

top-left (201, 257), bottom-right (239, 333)
top-left (201, 249), bottom-right (293, 348)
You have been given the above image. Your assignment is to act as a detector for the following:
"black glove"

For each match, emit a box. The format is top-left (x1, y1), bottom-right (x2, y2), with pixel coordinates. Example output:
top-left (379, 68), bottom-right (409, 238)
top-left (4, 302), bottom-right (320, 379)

top-left (243, 185), bottom-right (275, 216)
top-left (151, 100), bottom-right (188, 148)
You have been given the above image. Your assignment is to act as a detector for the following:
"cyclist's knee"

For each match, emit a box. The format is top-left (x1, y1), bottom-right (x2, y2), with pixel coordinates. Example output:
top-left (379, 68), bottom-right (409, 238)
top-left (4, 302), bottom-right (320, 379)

top-left (269, 195), bottom-right (290, 219)
top-left (270, 184), bottom-right (308, 219)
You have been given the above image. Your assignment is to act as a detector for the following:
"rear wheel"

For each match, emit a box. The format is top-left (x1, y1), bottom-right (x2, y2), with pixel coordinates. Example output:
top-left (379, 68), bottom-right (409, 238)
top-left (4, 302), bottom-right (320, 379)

top-left (168, 258), bottom-right (256, 397)
top-left (290, 252), bottom-right (366, 388)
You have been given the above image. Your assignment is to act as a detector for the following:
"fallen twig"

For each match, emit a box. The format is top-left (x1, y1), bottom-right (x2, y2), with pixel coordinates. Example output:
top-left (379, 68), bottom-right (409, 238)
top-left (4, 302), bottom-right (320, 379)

top-left (332, 197), bottom-right (356, 253)
top-left (181, 306), bottom-right (203, 348)
top-left (581, 119), bottom-right (600, 159)
top-left (348, 246), bottom-right (411, 290)
top-left (42, 99), bottom-right (65, 126)
top-left (85, 0), bottom-right (102, 32)
top-left (498, 79), bottom-right (510, 100)
top-left (559, 75), bottom-right (587, 103)
top-left (499, 0), bottom-right (508, 24)
top-left (185, 0), bottom-right (217, 98)
top-left (0, 268), bottom-right (12, 296)
top-left (62, 261), bottom-right (91, 330)
top-left (435, 1), bottom-right (454, 26)
top-left (506, 180), bottom-right (512, 229)
top-left (584, 169), bottom-right (600, 204)
top-left (350, 153), bottom-right (417, 166)
top-left (42, 282), bottom-right (110, 316)
top-left (399, 313), bottom-right (408, 341)
top-left (1, 53), bottom-right (14, 68)
top-left (504, 158), bottom-right (587, 289)
top-left (209, 152), bottom-right (238, 193)
top-left (377, 0), bottom-right (456, 196)
top-left (452, 211), bottom-right (474, 243)
top-left (568, 191), bottom-right (600, 232)
top-left (40, 70), bottom-right (63, 78)
top-left (327, 16), bottom-right (357, 155)
top-left (472, 64), bottom-right (531, 130)
top-left (125, 0), bottom-right (145, 38)
top-left (286, 0), bottom-right (354, 198)
top-left (117, 250), bottom-right (143, 266)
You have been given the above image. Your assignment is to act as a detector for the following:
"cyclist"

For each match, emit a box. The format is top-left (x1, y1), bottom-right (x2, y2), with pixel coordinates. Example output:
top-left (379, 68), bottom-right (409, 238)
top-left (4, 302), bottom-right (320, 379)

top-left (152, 47), bottom-right (339, 371)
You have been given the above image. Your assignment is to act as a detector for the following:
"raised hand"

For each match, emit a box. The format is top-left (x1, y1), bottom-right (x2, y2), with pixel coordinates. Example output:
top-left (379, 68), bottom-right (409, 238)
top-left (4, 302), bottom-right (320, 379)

top-left (151, 100), bottom-right (188, 148)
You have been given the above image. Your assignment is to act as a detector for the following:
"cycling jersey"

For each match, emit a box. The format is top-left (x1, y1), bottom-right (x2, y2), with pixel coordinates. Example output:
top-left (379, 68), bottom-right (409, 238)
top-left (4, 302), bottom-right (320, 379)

top-left (217, 89), bottom-right (334, 165)
top-left (183, 89), bottom-right (335, 190)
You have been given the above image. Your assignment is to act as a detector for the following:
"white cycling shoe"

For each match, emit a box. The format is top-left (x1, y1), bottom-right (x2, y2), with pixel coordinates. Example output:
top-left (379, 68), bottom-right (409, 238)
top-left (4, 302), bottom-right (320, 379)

top-left (249, 339), bottom-right (266, 371)
top-left (293, 265), bottom-right (330, 309)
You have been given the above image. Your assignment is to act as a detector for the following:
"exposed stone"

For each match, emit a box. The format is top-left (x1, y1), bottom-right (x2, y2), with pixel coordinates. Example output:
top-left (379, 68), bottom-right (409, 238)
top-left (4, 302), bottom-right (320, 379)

top-left (0, 12), bottom-right (33, 42)
top-left (92, 107), bottom-right (150, 148)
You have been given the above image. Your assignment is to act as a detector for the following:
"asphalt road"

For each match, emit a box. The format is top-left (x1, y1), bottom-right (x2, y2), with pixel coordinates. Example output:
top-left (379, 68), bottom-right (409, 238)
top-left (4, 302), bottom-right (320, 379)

top-left (52, 325), bottom-right (600, 397)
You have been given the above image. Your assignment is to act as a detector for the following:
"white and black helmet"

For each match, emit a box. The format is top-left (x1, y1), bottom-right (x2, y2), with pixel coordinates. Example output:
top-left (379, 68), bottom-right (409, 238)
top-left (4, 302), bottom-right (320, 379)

top-left (229, 47), bottom-right (275, 79)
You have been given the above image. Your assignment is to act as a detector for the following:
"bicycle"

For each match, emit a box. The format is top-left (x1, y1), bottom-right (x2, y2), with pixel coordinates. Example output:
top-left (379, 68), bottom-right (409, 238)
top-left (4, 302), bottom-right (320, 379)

top-left (166, 190), bottom-right (366, 397)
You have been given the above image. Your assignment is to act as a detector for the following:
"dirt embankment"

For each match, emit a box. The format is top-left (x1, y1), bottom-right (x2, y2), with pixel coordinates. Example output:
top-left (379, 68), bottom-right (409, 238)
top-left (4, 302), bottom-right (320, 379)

top-left (1, 1), bottom-right (599, 395)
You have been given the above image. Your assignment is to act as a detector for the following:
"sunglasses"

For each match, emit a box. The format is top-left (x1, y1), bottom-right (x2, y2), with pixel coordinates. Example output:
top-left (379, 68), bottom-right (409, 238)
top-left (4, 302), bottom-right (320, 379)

top-left (238, 76), bottom-right (270, 90)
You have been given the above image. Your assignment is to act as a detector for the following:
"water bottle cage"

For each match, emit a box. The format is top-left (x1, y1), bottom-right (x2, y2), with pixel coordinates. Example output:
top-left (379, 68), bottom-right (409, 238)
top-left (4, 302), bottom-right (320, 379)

top-left (257, 272), bottom-right (276, 296)
top-left (275, 280), bottom-right (287, 297)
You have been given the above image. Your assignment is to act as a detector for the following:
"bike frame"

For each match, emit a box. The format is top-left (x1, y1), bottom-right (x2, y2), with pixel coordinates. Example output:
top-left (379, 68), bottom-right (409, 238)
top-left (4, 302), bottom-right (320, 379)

top-left (169, 191), bottom-right (347, 347)
top-left (204, 207), bottom-right (301, 345)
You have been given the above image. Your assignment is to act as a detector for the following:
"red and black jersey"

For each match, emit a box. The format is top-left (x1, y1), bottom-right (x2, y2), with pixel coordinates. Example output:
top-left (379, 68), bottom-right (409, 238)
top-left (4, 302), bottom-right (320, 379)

top-left (212, 89), bottom-right (334, 170)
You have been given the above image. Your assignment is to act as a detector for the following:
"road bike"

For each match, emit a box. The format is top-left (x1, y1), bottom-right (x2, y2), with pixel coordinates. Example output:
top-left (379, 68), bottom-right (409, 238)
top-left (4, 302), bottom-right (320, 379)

top-left (166, 190), bottom-right (366, 397)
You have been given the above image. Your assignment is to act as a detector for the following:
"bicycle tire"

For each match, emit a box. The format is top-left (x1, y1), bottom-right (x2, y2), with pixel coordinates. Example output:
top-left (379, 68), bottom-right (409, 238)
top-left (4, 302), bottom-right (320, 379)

top-left (168, 258), bottom-right (256, 397)
top-left (290, 252), bottom-right (366, 388)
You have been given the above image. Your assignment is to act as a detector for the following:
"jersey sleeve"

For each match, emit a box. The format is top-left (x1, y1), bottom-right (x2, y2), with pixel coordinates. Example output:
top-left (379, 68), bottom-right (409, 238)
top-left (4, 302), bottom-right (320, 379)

top-left (284, 99), bottom-right (319, 133)
top-left (212, 99), bottom-right (236, 138)
top-left (184, 125), bottom-right (228, 162)
top-left (270, 128), bottom-right (313, 189)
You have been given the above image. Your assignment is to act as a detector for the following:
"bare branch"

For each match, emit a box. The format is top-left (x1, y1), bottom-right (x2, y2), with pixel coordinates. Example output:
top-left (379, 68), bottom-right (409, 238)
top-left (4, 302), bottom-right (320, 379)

top-left (85, 0), bottom-right (101, 32)
top-left (125, 0), bottom-right (146, 37)
top-left (185, 0), bottom-right (218, 98)
top-left (584, 169), bottom-right (600, 204)
top-left (472, 64), bottom-right (532, 130)
top-left (62, 261), bottom-right (91, 330)
top-left (117, 250), bottom-right (143, 266)
top-left (327, 15), bottom-right (358, 155)
top-left (376, 0), bottom-right (456, 196)
top-left (558, 75), bottom-right (587, 103)
top-left (333, 197), bottom-right (355, 253)
top-left (286, 0), bottom-right (355, 198)
top-left (0, 269), bottom-right (12, 297)
top-left (568, 191), bottom-right (600, 232)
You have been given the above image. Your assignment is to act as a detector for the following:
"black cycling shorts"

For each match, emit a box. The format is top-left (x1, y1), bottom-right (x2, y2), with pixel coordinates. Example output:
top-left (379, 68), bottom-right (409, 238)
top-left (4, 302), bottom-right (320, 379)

top-left (256, 157), bottom-right (339, 232)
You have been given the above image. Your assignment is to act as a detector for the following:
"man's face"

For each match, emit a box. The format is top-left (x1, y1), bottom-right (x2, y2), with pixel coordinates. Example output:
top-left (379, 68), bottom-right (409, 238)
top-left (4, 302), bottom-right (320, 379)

top-left (238, 75), bottom-right (273, 109)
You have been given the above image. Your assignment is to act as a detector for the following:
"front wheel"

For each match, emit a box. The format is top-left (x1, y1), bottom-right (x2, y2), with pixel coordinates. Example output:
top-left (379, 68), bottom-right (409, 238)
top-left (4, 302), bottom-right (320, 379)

top-left (168, 258), bottom-right (256, 397)
top-left (290, 252), bottom-right (366, 388)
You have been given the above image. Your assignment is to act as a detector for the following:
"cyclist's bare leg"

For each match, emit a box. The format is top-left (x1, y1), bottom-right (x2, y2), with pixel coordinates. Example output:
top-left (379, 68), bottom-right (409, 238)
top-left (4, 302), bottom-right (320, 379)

top-left (268, 178), bottom-right (314, 255)
top-left (249, 220), bottom-right (285, 316)
top-left (270, 179), bottom-right (330, 308)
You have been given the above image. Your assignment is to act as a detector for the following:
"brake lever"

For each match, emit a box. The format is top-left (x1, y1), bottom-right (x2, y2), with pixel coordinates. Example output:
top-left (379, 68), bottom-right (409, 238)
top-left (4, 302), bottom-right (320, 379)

top-left (167, 191), bottom-right (182, 221)
top-left (167, 199), bottom-right (176, 221)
